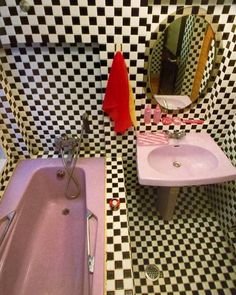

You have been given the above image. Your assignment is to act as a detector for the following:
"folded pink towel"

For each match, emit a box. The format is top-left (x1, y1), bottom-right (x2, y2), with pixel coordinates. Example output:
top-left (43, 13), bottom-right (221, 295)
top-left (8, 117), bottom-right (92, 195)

top-left (137, 132), bottom-right (169, 146)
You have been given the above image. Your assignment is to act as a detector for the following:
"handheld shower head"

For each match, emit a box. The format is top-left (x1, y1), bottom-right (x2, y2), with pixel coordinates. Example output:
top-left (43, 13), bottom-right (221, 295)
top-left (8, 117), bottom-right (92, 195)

top-left (82, 112), bottom-right (91, 134)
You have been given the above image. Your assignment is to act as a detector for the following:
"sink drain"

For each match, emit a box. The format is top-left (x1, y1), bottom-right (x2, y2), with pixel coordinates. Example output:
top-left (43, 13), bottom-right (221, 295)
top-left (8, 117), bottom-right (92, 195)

top-left (173, 161), bottom-right (181, 168)
top-left (145, 264), bottom-right (162, 281)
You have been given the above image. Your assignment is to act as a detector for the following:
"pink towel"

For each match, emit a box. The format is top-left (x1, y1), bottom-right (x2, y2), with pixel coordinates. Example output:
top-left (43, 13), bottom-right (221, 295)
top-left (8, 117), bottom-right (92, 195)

top-left (137, 132), bottom-right (169, 146)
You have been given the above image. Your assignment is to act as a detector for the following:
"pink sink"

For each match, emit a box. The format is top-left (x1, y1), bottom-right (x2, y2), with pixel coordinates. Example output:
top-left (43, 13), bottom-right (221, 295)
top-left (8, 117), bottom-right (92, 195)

top-left (148, 145), bottom-right (218, 177)
top-left (137, 132), bottom-right (236, 187)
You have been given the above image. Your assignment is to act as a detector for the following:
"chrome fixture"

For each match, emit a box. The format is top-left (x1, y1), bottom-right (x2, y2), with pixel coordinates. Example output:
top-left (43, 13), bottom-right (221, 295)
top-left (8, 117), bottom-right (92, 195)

top-left (164, 130), bottom-right (186, 140)
top-left (87, 210), bottom-right (95, 274)
top-left (55, 113), bottom-right (91, 199)
top-left (145, 264), bottom-right (163, 282)
top-left (0, 211), bottom-right (16, 246)
top-left (54, 133), bottom-right (79, 165)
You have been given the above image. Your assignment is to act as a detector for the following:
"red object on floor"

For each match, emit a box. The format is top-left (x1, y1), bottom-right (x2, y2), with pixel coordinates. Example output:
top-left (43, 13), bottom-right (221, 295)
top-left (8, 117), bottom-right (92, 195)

top-left (109, 198), bottom-right (120, 211)
top-left (102, 51), bottom-right (132, 134)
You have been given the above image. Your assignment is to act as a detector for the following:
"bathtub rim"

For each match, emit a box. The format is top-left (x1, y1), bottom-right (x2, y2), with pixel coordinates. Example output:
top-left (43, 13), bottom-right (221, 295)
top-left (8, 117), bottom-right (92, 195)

top-left (0, 157), bottom-right (106, 295)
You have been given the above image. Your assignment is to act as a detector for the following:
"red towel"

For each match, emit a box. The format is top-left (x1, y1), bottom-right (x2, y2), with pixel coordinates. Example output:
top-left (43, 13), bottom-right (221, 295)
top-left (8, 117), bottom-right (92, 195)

top-left (102, 51), bottom-right (132, 134)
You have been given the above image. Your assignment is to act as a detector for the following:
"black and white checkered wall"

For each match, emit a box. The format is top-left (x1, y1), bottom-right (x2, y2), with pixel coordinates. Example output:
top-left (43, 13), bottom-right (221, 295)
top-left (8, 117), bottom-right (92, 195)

top-left (0, 44), bottom-right (104, 154)
top-left (174, 15), bottom-right (196, 94)
top-left (200, 38), bottom-right (215, 93)
top-left (145, 2), bottom-right (236, 253)
top-left (0, 0), bottom-right (236, 292)
top-left (180, 15), bottom-right (207, 96)
top-left (148, 14), bottom-right (211, 96)
top-left (150, 34), bottom-right (164, 75)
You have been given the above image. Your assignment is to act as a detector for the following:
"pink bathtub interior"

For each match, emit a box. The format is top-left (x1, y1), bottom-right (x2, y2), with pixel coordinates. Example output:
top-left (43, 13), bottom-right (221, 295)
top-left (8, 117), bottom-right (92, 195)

top-left (0, 158), bottom-right (105, 295)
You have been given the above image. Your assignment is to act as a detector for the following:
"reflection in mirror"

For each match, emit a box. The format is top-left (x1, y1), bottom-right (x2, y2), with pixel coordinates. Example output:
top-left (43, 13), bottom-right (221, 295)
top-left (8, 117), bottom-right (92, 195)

top-left (153, 95), bottom-right (192, 110)
top-left (149, 15), bottom-right (215, 110)
top-left (0, 146), bottom-right (7, 173)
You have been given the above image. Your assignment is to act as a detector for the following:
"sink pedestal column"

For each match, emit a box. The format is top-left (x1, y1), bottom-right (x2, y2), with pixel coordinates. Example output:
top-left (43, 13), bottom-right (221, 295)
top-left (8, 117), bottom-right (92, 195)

top-left (156, 187), bottom-right (180, 221)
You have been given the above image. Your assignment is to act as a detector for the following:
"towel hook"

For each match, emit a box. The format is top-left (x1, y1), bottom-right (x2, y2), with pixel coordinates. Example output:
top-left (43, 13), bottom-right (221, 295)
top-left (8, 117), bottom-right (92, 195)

top-left (115, 43), bottom-right (122, 52)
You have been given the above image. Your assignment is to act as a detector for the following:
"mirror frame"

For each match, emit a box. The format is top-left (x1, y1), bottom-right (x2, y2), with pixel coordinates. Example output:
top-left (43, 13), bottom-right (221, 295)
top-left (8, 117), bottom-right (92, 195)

top-left (144, 6), bottom-right (223, 114)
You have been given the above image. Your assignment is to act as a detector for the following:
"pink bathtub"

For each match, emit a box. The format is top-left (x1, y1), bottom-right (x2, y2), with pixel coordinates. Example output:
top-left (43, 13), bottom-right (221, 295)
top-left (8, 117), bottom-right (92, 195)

top-left (0, 158), bottom-right (105, 295)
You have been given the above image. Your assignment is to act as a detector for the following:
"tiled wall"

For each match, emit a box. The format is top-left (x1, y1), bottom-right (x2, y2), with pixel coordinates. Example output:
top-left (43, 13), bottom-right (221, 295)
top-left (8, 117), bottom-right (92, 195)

top-left (205, 21), bottom-right (236, 250)
top-left (0, 44), bottom-right (104, 153)
top-left (149, 15), bottom-right (215, 96)
top-left (177, 16), bottom-right (207, 96)
top-left (144, 2), bottom-right (236, 250)
top-left (0, 0), bottom-right (235, 253)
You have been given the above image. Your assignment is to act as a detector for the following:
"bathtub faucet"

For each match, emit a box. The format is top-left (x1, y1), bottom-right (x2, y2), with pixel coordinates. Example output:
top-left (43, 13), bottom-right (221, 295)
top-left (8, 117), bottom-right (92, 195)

top-left (54, 134), bottom-right (78, 165)
top-left (81, 112), bottom-right (91, 135)
top-left (54, 113), bottom-right (91, 199)
top-left (55, 133), bottom-right (78, 154)
top-left (54, 112), bottom-right (91, 162)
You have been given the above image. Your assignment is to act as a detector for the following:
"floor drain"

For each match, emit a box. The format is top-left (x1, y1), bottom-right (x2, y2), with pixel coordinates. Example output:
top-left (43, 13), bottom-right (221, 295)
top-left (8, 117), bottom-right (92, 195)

top-left (145, 264), bottom-right (162, 281)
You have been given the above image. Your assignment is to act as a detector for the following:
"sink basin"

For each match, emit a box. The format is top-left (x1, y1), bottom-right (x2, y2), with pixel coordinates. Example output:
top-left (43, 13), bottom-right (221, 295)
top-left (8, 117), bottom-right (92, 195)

top-left (137, 132), bottom-right (236, 187)
top-left (148, 144), bottom-right (218, 177)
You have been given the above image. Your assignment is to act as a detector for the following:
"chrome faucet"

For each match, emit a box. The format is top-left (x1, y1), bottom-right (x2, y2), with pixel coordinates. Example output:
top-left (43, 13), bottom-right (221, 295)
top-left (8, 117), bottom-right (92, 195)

top-left (54, 113), bottom-right (91, 199)
top-left (164, 130), bottom-right (186, 140)
top-left (54, 112), bottom-right (91, 160)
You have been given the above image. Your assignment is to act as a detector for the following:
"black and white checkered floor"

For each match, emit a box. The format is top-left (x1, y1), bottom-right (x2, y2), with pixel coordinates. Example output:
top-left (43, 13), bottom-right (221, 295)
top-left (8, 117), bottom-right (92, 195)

top-left (127, 186), bottom-right (236, 294)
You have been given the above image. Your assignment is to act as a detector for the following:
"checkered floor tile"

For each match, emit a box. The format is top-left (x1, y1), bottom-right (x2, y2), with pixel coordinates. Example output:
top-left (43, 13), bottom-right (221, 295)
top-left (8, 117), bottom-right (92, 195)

top-left (127, 186), bottom-right (236, 294)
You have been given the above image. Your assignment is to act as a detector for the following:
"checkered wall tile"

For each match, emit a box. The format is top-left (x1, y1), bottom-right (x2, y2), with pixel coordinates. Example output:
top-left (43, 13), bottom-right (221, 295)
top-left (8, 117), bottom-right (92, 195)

top-left (174, 15), bottom-right (196, 95)
top-left (0, 0), bottom-right (149, 46)
top-left (180, 16), bottom-right (208, 96)
top-left (173, 14), bottom-right (215, 96)
top-left (200, 38), bottom-right (215, 93)
top-left (150, 34), bottom-right (164, 75)
top-left (206, 116), bottom-right (236, 252)
top-left (0, 159), bottom-right (17, 198)
top-left (0, 43), bottom-right (105, 155)
top-left (0, 99), bottom-right (28, 159)
top-left (222, 117), bottom-right (236, 167)
top-left (1, 81), bottom-right (34, 194)
top-left (0, 61), bottom-right (33, 158)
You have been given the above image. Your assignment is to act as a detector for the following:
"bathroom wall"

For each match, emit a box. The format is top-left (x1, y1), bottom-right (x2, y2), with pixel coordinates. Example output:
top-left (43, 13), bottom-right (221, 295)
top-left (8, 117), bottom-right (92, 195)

top-left (0, 1), bottom-right (235, 247)
top-left (205, 22), bottom-right (236, 250)
top-left (0, 44), bottom-right (104, 154)
top-left (206, 119), bottom-right (236, 251)
top-left (177, 16), bottom-right (208, 96)
top-left (144, 2), bottom-right (236, 250)
top-left (150, 15), bottom-right (215, 96)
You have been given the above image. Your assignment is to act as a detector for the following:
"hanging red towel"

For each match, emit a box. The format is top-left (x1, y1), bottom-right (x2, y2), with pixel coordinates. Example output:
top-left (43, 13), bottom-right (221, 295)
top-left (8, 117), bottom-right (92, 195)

top-left (102, 51), bottom-right (132, 134)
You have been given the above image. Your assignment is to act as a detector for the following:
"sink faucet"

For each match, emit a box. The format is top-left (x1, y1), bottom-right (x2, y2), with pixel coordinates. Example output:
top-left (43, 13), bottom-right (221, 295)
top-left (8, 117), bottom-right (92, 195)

top-left (164, 130), bottom-right (186, 140)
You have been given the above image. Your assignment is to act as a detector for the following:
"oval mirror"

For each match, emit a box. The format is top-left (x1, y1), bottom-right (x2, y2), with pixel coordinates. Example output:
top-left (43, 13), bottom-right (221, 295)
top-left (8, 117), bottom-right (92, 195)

top-left (148, 15), bottom-right (215, 110)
